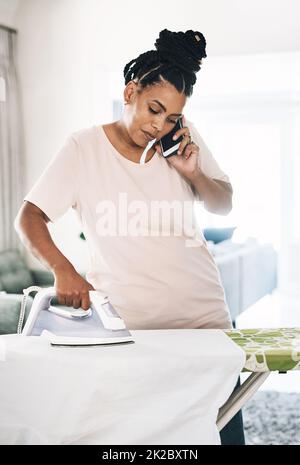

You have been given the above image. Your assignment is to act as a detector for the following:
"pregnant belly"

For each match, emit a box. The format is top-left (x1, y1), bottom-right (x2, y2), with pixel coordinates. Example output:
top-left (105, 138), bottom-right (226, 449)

top-left (87, 238), bottom-right (230, 329)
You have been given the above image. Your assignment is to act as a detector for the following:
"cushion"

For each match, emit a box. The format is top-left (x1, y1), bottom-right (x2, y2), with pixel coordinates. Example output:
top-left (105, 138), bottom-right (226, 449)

top-left (0, 250), bottom-right (34, 293)
top-left (203, 227), bottom-right (236, 244)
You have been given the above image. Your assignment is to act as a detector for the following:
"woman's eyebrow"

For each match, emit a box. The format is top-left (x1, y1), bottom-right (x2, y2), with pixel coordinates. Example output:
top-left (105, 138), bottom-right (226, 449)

top-left (151, 99), bottom-right (182, 116)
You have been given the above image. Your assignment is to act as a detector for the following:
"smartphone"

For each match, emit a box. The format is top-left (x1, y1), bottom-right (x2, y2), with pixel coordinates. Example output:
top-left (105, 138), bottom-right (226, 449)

top-left (159, 117), bottom-right (184, 158)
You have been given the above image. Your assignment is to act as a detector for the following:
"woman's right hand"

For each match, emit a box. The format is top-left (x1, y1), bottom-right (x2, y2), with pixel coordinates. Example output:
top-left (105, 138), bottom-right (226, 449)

top-left (54, 267), bottom-right (95, 310)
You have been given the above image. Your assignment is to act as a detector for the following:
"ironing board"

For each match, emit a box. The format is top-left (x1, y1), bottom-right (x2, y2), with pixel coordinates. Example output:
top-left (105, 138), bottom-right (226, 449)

top-left (1, 328), bottom-right (299, 443)
top-left (217, 327), bottom-right (300, 430)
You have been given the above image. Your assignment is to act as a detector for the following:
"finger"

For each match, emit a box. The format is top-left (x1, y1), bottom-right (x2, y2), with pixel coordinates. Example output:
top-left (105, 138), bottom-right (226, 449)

top-left (185, 143), bottom-right (198, 159)
top-left (57, 294), bottom-right (66, 306)
top-left (65, 292), bottom-right (73, 307)
top-left (72, 292), bottom-right (81, 309)
top-left (184, 144), bottom-right (193, 159)
top-left (173, 126), bottom-right (190, 141)
top-left (80, 291), bottom-right (91, 311)
top-left (177, 134), bottom-right (191, 156)
top-left (72, 299), bottom-right (81, 309)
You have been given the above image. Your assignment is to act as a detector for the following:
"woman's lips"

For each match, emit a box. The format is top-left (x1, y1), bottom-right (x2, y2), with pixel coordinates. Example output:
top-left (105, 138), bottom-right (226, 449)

top-left (142, 130), bottom-right (155, 141)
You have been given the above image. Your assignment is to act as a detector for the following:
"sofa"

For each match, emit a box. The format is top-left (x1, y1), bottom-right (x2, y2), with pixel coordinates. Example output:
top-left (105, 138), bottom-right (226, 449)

top-left (0, 237), bottom-right (278, 334)
top-left (209, 238), bottom-right (278, 322)
top-left (0, 250), bottom-right (55, 334)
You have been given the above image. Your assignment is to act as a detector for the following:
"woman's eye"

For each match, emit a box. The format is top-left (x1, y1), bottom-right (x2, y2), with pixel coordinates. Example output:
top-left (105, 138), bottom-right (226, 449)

top-left (149, 107), bottom-right (159, 114)
top-left (149, 107), bottom-right (177, 124)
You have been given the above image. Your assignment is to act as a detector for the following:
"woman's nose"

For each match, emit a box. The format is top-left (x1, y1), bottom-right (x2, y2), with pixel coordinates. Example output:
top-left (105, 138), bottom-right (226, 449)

top-left (152, 120), bottom-right (163, 133)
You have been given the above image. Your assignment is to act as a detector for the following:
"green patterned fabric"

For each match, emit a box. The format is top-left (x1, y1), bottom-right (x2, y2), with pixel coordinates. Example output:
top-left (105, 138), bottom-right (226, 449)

top-left (224, 328), bottom-right (300, 372)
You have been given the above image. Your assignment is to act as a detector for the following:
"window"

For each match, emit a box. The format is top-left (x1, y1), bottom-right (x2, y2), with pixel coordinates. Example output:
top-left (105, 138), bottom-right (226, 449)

top-left (193, 113), bottom-right (282, 249)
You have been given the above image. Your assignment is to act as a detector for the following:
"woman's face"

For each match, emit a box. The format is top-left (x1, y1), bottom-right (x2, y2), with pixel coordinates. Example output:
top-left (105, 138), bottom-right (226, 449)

top-left (122, 80), bottom-right (187, 148)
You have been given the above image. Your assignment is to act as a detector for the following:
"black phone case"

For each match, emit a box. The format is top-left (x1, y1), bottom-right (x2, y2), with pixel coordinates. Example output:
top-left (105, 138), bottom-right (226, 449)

top-left (159, 118), bottom-right (184, 158)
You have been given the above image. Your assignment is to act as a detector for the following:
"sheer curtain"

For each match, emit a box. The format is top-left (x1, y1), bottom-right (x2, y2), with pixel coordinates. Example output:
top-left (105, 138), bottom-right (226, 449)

top-left (0, 27), bottom-right (25, 252)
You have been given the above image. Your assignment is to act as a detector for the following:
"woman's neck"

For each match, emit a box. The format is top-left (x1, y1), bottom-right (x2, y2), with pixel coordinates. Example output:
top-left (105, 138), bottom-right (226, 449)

top-left (104, 121), bottom-right (156, 164)
top-left (114, 120), bottom-right (140, 151)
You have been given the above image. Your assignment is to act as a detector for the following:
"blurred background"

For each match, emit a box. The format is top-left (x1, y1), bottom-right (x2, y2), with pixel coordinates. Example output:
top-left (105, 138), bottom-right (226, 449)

top-left (0, 0), bottom-right (300, 324)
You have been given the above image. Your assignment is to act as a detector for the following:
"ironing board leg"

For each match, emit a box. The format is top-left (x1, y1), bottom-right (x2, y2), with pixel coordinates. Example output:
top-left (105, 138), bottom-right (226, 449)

top-left (217, 372), bottom-right (270, 431)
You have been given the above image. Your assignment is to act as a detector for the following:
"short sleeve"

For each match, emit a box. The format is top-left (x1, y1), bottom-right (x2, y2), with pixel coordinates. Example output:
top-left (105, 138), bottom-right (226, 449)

top-left (23, 135), bottom-right (79, 222)
top-left (185, 118), bottom-right (231, 183)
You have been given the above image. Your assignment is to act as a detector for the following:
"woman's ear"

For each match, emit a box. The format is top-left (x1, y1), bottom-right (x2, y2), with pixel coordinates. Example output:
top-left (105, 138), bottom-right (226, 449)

top-left (124, 81), bottom-right (138, 104)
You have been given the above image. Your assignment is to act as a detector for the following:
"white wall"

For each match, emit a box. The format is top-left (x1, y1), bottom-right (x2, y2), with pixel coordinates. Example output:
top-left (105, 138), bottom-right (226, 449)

top-left (0, 76), bottom-right (5, 101)
top-left (14, 0), bottom-right (94, 271)
top-left (0, 0), bottom-right (19, 28)
top-left (2, 0), bottom-right (300, 276)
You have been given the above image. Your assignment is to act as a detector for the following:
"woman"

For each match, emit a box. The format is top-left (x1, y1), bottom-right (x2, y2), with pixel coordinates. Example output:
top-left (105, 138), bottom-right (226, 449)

top-left (15, 29), bottom-right (244, 444)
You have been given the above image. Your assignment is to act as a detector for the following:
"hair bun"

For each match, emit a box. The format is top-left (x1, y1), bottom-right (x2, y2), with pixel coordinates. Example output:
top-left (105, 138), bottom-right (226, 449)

top-left (154, 28), bottom-right (207, 74)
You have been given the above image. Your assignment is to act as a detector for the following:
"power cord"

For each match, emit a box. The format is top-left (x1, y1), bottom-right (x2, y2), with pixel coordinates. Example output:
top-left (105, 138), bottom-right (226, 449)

top-left (17, 286), bottom-right (42, 334)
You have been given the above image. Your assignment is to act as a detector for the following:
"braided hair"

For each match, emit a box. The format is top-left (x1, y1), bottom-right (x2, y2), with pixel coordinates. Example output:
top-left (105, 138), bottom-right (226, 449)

top-left (123, 29), bottom-right (207, 97)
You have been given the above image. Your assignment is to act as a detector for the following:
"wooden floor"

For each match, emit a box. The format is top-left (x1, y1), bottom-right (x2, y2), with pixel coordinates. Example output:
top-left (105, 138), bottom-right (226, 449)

top-left (237, 290), bottom-right (300, 392)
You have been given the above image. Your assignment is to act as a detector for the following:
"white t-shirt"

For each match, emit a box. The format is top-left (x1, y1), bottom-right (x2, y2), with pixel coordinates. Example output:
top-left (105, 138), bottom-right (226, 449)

top-left (24, 119), bottom-right (232, 330)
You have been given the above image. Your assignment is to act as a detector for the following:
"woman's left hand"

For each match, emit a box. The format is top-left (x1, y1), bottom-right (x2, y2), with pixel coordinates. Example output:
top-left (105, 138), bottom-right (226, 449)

top-left (154, 116), bottom-right (201, 182)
